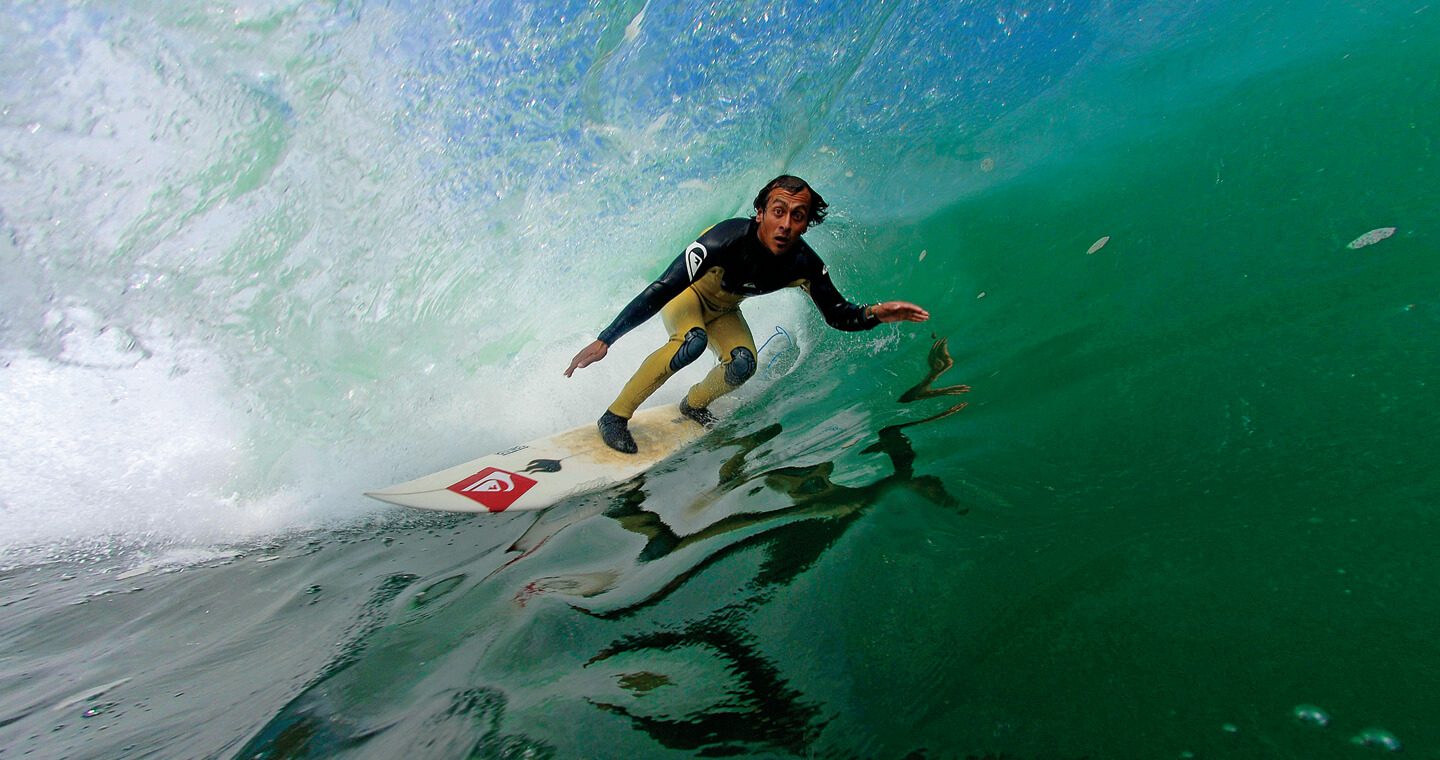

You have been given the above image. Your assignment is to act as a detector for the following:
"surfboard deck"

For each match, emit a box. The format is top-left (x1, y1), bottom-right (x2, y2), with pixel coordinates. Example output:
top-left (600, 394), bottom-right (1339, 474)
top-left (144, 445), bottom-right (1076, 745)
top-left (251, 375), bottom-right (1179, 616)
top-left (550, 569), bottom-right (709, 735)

top-left (365, 403), bottom-right (709, 513)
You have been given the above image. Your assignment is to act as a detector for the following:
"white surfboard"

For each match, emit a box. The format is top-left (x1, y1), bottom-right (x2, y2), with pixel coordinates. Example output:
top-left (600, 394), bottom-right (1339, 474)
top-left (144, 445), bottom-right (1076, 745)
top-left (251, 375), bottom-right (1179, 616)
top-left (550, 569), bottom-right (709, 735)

top-left (365, 403), bottom-right (710, 513)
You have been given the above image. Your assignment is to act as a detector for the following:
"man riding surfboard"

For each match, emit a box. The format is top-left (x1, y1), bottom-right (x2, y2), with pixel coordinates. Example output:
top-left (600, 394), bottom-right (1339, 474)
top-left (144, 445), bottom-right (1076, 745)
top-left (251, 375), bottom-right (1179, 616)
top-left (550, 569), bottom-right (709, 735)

top-left (565, 175), bottom-right (930, 453)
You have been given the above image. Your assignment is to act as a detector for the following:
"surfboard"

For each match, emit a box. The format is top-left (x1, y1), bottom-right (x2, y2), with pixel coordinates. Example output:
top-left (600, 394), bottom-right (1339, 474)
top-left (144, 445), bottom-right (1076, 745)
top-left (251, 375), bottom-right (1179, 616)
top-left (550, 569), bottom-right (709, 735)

top-left (369, 325), bottom-right (797, 513)
top-left (365, 403), bottom-right (710, 513)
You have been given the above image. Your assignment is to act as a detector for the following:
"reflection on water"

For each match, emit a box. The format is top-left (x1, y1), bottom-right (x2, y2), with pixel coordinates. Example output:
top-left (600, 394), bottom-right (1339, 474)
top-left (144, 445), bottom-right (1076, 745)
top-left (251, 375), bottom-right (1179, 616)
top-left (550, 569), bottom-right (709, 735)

top-left (585, 619), bottom-right (825, 755)
top-left (531, 337), bottom-right (972, 754)
top-left (523, 336), bottom-right (971, 618)
top-left (238, 338), bottom-right (971, 758)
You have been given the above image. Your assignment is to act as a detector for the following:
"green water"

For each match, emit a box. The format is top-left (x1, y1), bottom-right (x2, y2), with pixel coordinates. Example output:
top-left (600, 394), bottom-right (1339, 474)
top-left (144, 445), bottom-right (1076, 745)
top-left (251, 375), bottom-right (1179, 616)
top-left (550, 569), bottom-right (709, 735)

top-left (1, 0), bottom-right (1438, 758)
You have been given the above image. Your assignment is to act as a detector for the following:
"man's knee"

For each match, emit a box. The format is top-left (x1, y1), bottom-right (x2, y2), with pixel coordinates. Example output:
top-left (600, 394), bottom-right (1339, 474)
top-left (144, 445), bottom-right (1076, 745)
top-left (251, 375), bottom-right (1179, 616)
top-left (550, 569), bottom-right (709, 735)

top-left (669, 327), bottom-right (708, 371)
top-left (725, 346), bottom-right (756, 386)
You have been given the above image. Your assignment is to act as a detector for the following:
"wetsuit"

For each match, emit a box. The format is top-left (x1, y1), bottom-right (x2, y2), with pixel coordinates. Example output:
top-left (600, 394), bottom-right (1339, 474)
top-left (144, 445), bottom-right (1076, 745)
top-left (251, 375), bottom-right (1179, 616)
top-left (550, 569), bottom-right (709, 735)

top-left (601, 217), bottom-right (881, 419)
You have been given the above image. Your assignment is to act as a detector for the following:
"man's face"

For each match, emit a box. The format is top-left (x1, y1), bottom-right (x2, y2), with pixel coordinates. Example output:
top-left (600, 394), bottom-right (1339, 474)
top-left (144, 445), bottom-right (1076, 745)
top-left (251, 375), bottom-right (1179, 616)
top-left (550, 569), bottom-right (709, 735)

top-left (756, 188), bottom-right (812, 255)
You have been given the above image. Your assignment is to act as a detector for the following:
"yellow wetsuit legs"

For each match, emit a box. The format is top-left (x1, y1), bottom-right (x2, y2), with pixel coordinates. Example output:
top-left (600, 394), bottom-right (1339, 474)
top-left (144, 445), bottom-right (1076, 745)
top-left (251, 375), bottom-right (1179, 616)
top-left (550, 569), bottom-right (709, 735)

top-left (607, 285), bottom-right (756, 419)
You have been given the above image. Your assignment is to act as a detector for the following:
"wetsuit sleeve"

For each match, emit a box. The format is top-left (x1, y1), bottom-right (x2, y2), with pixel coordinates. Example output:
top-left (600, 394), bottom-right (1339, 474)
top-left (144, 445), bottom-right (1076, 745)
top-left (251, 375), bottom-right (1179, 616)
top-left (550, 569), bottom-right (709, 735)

top-left (596, 254), bottom-right (692, 346)
top-left (802, 257), bottom-right (882, 332)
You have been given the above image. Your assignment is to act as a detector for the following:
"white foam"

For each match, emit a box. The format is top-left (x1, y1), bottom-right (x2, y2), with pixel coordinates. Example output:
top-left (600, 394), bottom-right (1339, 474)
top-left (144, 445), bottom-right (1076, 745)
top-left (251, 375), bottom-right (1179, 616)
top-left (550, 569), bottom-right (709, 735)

top-left (0, 328), bottom-right (279, 552)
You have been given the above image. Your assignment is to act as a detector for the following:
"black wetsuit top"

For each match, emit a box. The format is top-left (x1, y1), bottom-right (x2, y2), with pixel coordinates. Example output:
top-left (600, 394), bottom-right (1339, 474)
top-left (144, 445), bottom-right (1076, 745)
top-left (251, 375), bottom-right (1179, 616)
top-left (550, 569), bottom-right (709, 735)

top-left (597, 218), bottom-right (881, 345)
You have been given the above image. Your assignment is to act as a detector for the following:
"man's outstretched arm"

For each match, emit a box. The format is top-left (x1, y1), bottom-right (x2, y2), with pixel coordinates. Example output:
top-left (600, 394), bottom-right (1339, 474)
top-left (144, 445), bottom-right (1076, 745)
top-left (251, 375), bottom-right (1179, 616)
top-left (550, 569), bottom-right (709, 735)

top-left (804, 258), bottom-right (930, 330)
top-left (565, 253), bottom-right (692, 376)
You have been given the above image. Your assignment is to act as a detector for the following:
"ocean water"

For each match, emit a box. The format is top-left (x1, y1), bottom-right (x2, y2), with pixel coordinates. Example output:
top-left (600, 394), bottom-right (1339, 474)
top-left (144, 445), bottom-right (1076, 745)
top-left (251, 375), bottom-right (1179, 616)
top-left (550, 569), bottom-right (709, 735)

top-left (2, 0), bottom-right (1438, 757)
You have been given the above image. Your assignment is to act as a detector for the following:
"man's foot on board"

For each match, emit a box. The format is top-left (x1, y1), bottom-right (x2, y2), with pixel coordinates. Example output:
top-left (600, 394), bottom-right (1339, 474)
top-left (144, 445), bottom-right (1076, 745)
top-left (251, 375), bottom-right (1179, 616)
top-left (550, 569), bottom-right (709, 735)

top-left (598, 411), bottom-right (638, 454)
top-left (678, 398), bottom-right (718, 430)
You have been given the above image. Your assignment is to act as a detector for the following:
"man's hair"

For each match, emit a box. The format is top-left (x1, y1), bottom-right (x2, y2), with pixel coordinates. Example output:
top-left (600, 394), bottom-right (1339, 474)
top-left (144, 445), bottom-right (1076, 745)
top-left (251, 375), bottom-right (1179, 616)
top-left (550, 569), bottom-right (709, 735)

top-left (751, 175), bottom-right (828, 225)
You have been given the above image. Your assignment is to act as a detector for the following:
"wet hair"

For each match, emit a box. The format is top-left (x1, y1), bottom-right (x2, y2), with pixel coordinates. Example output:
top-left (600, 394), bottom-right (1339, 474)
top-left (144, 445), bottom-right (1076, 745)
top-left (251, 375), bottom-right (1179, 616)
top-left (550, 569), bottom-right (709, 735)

top-left (751, 175), bottom-right (828, 225)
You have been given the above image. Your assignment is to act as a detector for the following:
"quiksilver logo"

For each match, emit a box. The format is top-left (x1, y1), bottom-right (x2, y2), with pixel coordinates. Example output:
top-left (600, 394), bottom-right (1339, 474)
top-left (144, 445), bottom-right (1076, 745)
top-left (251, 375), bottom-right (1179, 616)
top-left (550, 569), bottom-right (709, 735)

top-left (685, 242), bottom-right (707, 280)
top-left (461, 471), bottom-right (517, 492)
top-left (448, 467), bottom-right (538, 511)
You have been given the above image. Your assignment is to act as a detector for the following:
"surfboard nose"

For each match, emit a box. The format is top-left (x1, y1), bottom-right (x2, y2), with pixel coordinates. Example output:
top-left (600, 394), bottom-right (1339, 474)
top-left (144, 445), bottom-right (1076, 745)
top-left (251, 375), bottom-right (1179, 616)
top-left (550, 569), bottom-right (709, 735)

top-left (363, 490), bottom-right (430, 509)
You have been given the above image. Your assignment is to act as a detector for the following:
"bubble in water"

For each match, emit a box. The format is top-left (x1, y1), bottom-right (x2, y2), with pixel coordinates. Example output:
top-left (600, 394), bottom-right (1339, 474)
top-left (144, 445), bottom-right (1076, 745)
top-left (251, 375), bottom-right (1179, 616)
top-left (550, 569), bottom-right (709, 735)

top-left (1352, 728), bottom-right (1402, 751)
top-left (1292, 703), bottom-right (1331, 727)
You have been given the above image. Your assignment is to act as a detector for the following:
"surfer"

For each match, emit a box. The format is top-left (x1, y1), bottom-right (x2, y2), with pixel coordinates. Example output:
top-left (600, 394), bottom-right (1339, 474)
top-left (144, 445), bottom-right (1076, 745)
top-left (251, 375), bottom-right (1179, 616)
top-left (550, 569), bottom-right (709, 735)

top-left (564, 175), bottom-right (930, 453)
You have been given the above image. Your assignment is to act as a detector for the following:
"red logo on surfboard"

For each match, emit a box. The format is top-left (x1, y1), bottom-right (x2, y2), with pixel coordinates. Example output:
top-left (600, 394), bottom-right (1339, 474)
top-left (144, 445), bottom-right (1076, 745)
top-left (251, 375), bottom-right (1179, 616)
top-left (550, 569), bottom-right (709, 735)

top-left (447, 467), bottom-right (538, 512)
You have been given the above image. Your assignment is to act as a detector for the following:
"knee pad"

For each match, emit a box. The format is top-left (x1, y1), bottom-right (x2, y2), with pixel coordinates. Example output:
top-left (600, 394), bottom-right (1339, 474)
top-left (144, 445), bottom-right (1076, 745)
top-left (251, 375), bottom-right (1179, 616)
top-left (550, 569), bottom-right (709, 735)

top-left (669, 327), bottom-right (708, 371)
top-left (725, 346), bottom-right (756, 386)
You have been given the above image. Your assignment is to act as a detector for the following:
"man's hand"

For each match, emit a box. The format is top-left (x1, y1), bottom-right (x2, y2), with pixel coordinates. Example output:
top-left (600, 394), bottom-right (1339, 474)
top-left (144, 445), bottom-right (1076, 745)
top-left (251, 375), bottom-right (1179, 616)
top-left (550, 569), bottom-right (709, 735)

top-left (565, 339), bottom-right (609, 377)
top-left (872, 301), bottom-right (930, 323)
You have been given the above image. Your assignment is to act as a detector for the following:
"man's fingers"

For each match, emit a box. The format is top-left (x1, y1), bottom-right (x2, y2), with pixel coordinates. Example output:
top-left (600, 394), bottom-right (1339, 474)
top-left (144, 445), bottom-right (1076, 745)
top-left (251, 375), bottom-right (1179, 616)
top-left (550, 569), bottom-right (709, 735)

top-left (565, 340), bottom-right (608, 376)
top-left (876, 301), bottom-right (930, 323)
top-left (902, 302), bottom-right (930, 321)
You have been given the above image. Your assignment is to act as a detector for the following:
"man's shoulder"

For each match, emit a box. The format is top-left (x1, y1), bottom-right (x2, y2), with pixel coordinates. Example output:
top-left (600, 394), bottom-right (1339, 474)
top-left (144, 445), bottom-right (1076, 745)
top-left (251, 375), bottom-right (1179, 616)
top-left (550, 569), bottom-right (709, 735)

top-left (793, 239), bottom-right (827, 273)
top-left (697, 217), bottom-right (754, 247)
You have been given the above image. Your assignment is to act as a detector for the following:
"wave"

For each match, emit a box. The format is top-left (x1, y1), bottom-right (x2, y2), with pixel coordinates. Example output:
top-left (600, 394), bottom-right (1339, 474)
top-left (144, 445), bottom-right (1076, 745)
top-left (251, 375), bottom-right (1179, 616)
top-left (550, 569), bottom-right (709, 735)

top-left (2, 1), bottom-right (1439, 758)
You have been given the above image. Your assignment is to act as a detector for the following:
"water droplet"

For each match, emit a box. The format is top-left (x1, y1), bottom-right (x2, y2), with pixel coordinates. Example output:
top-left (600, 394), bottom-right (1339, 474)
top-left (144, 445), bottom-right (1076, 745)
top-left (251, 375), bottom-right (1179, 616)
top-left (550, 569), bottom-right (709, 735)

top-left (1292, 704), bottom-right (1331, 726)
top-left (1347, 227), bottom-right (1396, 249)
top-left (1222, 723), bottom-right (1239, 733)
top-left (1352, 728), bottom-right (1402, 751)
top-left (80, 702), bottom-right (115, 719)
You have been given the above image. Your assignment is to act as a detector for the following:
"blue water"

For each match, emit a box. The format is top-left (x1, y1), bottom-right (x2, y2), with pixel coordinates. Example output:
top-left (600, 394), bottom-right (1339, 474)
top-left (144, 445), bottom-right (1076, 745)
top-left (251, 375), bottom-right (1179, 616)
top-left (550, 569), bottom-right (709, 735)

top-left (2, 0), bottom-right (1438, 757)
